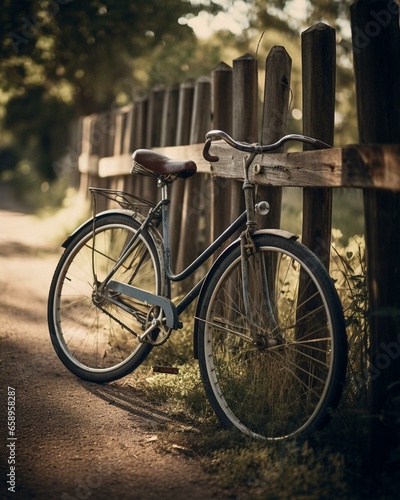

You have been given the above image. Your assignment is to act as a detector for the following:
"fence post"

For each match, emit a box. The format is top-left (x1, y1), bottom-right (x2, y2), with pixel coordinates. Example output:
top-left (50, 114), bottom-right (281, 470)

top-left (129, 97), bottom-right (148, 198)
top-left (143, 86), bottom-right (165, 204)
top-left (92, 113), bottom-right (111, 210)
top-left (351, 0), bottom-right (400, 471)
top-left (257, 46), bottom-right (292, 229)
top-left (122, 104), bottom-right (134, 155)
top-left (132, 97), bottom-right (148, 151)
top-left (69, 117), bottom-right (82, 189)
top-left (160, 85), bottom-right (180, 147)
top-left (146, 85), bottom-right (165, 149)
top-left (105, 110), bottom-right (116, 159)
top-left (176, 77), bottom-right (211, 279)
top-left (113, 107), bottom-right (126, 157)
top-left (169, 81), bottom-right (195, 271)
top-left (79, 114), bottom-right (96, 196)
top-left (120, 104), bottom-right (136, 197)
top-left (211, 62), bottom-right (233, 248)
top-left (109, 107), bottom-right (129, 195)
top-left (231, 53), bottom-right (258, 225)
top-left (301, 23), bottom-right (335, 269)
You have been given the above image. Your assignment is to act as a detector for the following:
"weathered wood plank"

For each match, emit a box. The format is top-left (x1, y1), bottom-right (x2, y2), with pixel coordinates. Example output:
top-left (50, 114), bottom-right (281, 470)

top-left (176, 76), bottom-right (211, 278)
top-left (201, 142), bottom-right (344, 186)
top-left (257, 45), bottom-right (292, 230)
top-left (169, 81), bottom-right (195, 271)
top-left (160, 85), bottom-right (179, 147)
top-left (252, 148), bottom-right (342, 187)
top-left (301, 22), bottom-right (336, 271)
top-left (211, 62), bottom-right (233, 248)
top-left (230, 54), bottom-right (258, 229)
top-left (96, 143), bottom-right (400, 191)
top-left (146, 86), bottom-right (165, 149)
top-left (342, 144), bottom-right (400, 190)
top-left (98, 154), bottom-right (131, 177)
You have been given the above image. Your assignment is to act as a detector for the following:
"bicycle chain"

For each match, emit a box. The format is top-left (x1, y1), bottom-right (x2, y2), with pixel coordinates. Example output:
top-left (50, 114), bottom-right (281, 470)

top-left (96, 303), bottom-right (172, 347)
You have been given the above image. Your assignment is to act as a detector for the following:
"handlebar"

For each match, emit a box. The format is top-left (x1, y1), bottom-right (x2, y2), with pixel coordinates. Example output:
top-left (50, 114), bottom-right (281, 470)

top-left (202, 129), bottom-right (332, 162)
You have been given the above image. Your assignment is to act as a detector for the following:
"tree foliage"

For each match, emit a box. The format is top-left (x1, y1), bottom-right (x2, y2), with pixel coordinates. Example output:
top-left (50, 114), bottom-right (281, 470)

top-left (0, 0), bottom-right (221, 112)
top-left (250, 0), bottom-right (351, 35)
top-left (0, 0), bottom-right (358, 181)
top-left (0, 0), bottom-right (221, 178)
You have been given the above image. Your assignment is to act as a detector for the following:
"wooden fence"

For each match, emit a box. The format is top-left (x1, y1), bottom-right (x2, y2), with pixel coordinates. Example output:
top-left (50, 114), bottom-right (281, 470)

top-left (77, 24), bottom-right (400, 271)
top-left (71, 7), bottom-right (400, 466)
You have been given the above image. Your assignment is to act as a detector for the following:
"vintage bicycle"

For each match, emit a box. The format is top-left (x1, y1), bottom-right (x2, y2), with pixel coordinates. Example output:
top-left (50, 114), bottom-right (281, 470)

top-left (48, 129), bottom-right (347, 441)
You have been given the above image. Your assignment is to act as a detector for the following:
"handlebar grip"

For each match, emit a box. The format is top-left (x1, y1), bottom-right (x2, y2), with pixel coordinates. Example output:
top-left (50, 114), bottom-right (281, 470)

top-left (203, 138), bottom-right (219, 162)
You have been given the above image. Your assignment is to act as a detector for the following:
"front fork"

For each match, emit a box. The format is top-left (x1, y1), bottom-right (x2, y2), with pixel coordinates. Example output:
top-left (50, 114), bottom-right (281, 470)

top-left (240, 152), bottom-right (279, 345)
top-left (240, 232), bottom-right (279, 345)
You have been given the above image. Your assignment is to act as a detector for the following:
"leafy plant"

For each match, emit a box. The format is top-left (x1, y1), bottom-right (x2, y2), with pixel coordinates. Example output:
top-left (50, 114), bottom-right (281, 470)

top-left (330, 230), bottom-right (369, 409)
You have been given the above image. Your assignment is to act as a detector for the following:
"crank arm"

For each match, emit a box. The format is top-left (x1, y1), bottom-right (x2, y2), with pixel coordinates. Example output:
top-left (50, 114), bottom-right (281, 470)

top-left (138, 317), bottom-right (162, 343)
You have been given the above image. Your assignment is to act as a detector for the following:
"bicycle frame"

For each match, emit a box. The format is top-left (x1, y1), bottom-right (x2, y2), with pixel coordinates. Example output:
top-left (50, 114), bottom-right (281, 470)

top-left (95, 148), bottom-right (277, 339)
top-left (97, 186), bottom-right (246, 331)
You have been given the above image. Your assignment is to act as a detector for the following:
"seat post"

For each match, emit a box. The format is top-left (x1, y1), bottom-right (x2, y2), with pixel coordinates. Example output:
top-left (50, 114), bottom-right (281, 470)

top-left (158, 179), bottom-right (172, 294)
top-left (158, 178), bottom-right (168, 202)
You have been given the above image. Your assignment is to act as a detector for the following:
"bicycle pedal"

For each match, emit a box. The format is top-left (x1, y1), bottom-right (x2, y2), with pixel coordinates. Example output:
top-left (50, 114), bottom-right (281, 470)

top-left (153, 366), bottom-right (179, 375)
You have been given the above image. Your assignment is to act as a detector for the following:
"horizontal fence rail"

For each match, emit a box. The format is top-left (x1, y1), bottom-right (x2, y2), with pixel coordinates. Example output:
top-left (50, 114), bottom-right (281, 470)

top-left (94, 142), bottom-right (400, 190)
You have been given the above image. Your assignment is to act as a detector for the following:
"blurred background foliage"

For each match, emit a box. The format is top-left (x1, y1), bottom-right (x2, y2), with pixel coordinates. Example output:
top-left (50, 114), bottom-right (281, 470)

top-left (0, 0), bottom-right (357, 194)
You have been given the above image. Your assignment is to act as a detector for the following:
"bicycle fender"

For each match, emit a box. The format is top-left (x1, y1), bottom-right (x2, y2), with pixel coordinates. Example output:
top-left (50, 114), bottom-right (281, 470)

top-left (61, 209), bottom-right (144, 247)
top-left (193, 228), bottom-right (297, 358)
top-left (253, 228), bottom-right (298, 240)
top-left (62, 209), bottom-right (164, 250)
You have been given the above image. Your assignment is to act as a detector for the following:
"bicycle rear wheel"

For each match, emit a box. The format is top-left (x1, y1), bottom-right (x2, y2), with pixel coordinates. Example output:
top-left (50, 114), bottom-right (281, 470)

top-left (48, 213), bottom-right (163, 382)
top-left (196, 234), bottom-right (347, 440)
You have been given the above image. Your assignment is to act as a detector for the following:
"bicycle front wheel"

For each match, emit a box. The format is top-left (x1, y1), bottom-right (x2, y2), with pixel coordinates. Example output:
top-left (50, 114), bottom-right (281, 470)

top-left (196, 234), bottom-right (347, 440)
top-left (48, 213), bottom-right (163, 382)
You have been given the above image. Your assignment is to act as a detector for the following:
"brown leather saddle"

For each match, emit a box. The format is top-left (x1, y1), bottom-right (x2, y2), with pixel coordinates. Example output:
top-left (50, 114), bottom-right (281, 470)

top-left (131, 149), bottom-right (197, 181)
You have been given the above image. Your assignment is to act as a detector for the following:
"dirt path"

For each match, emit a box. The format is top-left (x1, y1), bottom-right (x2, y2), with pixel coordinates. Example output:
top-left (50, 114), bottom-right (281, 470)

top-left (0, 188), bottom-right (227, 499)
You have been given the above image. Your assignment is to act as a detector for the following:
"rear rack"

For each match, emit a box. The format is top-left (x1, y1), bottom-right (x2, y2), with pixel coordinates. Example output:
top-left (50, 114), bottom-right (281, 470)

top-left (89, 187), bottom-right (156, 213)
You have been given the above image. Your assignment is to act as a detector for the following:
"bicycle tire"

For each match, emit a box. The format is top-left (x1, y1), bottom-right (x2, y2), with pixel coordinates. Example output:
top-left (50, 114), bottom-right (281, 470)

top-left (48, 212), bottom-right (163, 383)
top-left (196, 233), bottom-right (347, 440)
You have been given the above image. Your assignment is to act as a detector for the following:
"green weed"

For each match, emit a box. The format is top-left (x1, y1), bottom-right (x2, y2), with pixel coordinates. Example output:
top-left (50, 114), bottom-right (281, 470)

top-left (330, 231), bottom-right (370, 411)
